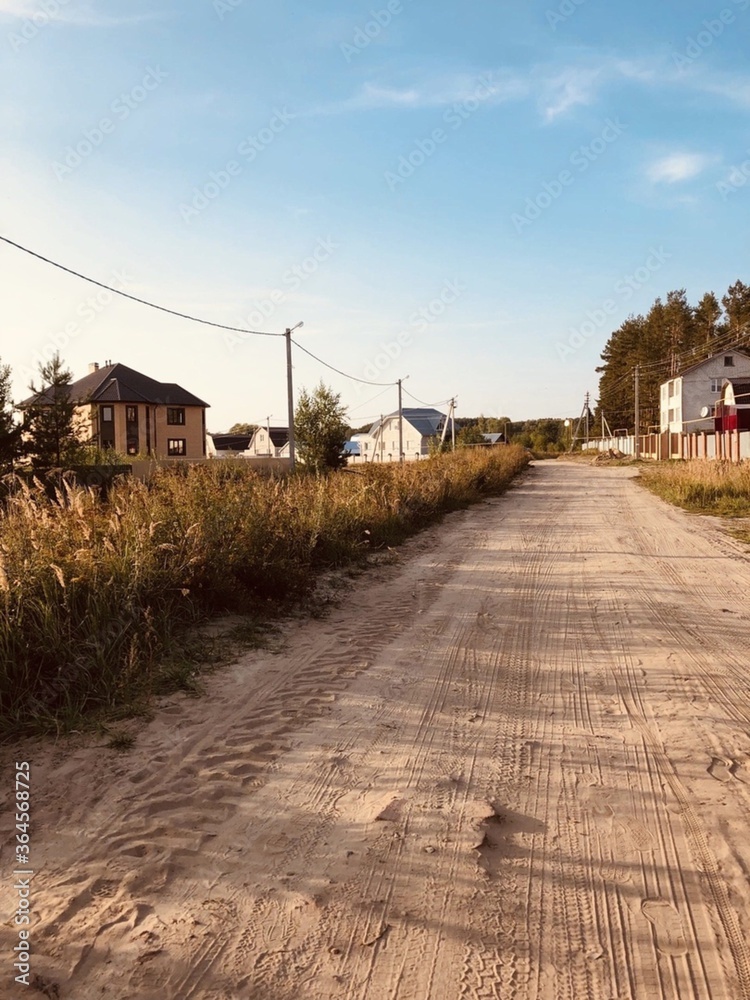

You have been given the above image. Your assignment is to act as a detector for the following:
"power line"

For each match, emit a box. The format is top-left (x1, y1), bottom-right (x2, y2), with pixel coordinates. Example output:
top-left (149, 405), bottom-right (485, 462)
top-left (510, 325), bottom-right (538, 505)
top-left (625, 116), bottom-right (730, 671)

top-left (290, 338), bottom-right (397, 387)
top-left (0, 234), bottom-right (283, 338)
top-left (347, 384), bottom-right (395, 415)
top-left (402, 387), bottom-right (452, 408)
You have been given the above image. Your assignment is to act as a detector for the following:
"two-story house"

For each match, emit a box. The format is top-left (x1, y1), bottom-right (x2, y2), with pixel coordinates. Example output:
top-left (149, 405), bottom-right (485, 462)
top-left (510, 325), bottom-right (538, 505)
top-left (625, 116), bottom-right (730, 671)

top-left (361, 408), bottom-right (447, 462)
top-left (21, 361), bottom-right (210, 460)
top-left (660, 349), bottom-right (750, 434)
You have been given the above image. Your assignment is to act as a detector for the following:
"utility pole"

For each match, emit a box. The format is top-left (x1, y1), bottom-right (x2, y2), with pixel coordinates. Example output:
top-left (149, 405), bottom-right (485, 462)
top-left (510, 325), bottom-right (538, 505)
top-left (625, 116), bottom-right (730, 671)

top-left (634, 364), bottom-right (641, 460)
top-left (584, 391), bottom-right (590, 447)
top-left (397, 379), bottom-right (403, 463)
top-left (397, 376), bottom-right (409, 462)
top-left (284, 322), bottom-right (303, 470)
top-left (266, 415), bottom-right (272, 457)
top-left (451, 398), bottom-right (456, 451)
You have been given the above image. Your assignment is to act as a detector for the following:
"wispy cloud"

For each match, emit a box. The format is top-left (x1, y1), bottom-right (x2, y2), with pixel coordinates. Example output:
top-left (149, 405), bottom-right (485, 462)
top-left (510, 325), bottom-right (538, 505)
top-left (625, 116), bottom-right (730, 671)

top-left (647, 152), bottom-right (715, 184)
top-left (0, 1), bottom-right (166, 26)
top-left (690, 72), bottom-right (750, 110)
top-left (540, 67), bottom-right (602, 120)
top-left (310, 71), bottom-right (529, 116)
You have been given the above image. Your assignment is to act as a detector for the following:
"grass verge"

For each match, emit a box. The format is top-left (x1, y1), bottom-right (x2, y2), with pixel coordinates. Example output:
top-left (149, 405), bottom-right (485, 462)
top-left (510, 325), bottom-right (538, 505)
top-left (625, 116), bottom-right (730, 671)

top-left (0, 447), bottom-right (529, 738)
top-left (638, 460), bottom-right (750, 517)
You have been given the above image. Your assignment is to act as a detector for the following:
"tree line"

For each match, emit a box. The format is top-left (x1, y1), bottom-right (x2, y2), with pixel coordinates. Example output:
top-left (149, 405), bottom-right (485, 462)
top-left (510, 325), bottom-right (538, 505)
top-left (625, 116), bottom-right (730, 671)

top-left (596, 280), bottom-right (750, 432)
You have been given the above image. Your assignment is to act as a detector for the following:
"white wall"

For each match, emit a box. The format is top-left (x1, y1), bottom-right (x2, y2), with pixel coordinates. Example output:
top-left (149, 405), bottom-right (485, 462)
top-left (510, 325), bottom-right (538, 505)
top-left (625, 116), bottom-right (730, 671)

top-left (661, 352), bottom-right (750, 432)
top-left (359, 415), bottom-right (428, 462)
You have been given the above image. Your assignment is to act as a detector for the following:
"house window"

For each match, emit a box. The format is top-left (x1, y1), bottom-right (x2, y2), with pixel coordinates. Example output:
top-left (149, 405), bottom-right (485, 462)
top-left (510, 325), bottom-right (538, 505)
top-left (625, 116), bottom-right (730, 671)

top-left (364, 442), bottom-right (369, 451)
top-left (126, 405), bottom-right (138, 423)
top-left (99, 404), bottom-right (115, 448)
top-left (725, 356), bottom-right (735, 367)
top-left (668, 408), bottom-right (675, 423)
top-left (168, 438), bottom-right (186, 456)
top-left (711, 379), bottom-right (722, 392)
top-left (167, 407), bottom-right (185, 425)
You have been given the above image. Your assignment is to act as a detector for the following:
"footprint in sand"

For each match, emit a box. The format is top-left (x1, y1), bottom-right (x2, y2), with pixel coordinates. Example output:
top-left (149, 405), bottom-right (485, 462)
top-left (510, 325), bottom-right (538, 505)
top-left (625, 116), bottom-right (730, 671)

top-left (641, 898), bottom-right (688, 956)
top-left (708, 757), bottom-right (734, 783)
top-left (615, 815), bottom-right (656, 854)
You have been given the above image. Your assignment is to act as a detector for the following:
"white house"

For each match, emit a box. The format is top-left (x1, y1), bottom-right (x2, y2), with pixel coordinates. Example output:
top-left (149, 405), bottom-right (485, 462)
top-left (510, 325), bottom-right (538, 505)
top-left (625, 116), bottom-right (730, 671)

top-left (660, 349), bottom-right (750, 433)
top-left (247, 426), bottom-right (290, 458)
top-left (209, 427), bottom-right (289, 460)
top-left (356, 408), bottom-right (447, 463)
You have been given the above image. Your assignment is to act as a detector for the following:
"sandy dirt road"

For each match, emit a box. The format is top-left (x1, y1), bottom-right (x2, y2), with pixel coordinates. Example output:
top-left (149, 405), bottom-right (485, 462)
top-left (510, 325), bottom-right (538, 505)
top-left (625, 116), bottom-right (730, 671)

top-left (3, 460), bottom-right (750, 1000)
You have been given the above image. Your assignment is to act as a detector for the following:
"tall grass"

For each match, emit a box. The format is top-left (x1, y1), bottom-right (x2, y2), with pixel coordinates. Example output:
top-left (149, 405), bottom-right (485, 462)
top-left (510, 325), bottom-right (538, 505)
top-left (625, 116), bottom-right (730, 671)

top-left (0, 447), bottom-right (529, 735)
top-left (639, 460), bottom-right (750, 515)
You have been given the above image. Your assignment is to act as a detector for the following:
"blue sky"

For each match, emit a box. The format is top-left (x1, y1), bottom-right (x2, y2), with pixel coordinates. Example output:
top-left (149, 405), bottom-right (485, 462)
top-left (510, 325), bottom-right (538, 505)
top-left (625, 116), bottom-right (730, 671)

top-left (1, 0), bottom-right (749, 430)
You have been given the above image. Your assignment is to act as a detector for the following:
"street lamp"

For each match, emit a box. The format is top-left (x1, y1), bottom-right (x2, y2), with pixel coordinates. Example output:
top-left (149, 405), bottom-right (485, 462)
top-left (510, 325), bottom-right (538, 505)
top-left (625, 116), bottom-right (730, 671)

top-left (285, 322), bottom-right (304, 469)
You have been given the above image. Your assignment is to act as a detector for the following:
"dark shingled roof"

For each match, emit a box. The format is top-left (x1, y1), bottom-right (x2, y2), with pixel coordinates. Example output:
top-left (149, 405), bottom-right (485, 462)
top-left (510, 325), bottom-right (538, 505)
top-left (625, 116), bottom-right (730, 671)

top-left (20, 363), bottom-right (209, 409)
top-left (724, 379), bottom-right (750, 403)
top-left (266, 427), bottom-right (289, 448)
top-left (211, 434), bottom-right (253, 452)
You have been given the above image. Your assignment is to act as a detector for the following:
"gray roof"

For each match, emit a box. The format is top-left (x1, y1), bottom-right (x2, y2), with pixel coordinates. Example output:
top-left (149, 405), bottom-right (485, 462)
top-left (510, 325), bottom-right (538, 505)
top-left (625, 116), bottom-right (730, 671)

top-left (677, 347), bottom-right (750, 378)
top-left (20, 363), bottom-right (209, 409)
top-left (369, 408), bottom-right (446, 438)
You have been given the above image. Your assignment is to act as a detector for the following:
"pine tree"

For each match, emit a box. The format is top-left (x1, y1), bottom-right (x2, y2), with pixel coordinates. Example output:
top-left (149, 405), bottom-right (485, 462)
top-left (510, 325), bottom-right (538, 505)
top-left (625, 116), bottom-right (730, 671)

top-left (722, 280), bottom-right (750, 343)
top-left (23, 354), bottom-right (84, 469)
top-left (693, 292), bottom-right (725, 351)
top-left (0, 359), bottom-right (22, 473)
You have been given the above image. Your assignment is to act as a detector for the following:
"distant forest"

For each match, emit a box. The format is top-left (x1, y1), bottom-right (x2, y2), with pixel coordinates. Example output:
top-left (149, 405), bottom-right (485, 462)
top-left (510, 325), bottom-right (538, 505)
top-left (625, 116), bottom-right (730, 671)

top-left (597, 280), bottom-right (750, 433)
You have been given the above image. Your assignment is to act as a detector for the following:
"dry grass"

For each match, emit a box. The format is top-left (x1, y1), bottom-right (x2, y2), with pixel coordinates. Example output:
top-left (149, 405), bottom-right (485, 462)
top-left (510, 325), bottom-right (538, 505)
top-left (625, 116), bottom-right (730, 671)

top-left (0, 447), bottom-right (529, 736)
top-left (639, 460), bottom-right (750, 516)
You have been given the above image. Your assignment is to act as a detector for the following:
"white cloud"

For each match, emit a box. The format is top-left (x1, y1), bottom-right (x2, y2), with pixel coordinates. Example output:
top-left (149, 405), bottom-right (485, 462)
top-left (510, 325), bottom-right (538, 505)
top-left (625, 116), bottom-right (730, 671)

top-left (647, 152), bottom-right (715, 184)
top-left (0, 1), bottom-right (166, 26)
top-left (540, 67), bottom-right (602, 121)
top-left (311, 71), bottom-right (529, 115)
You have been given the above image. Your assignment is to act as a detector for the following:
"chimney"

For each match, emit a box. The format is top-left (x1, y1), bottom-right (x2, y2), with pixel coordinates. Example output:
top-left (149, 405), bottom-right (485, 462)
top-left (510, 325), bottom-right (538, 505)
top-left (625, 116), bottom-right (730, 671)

top-left (88, 362), bottom-right (100, 373)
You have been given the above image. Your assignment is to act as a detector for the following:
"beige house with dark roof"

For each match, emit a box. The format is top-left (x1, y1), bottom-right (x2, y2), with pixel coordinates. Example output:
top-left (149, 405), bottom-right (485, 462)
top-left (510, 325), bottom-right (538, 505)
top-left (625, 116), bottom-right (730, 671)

top-left (21, 361), bottom-right (210, 460)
